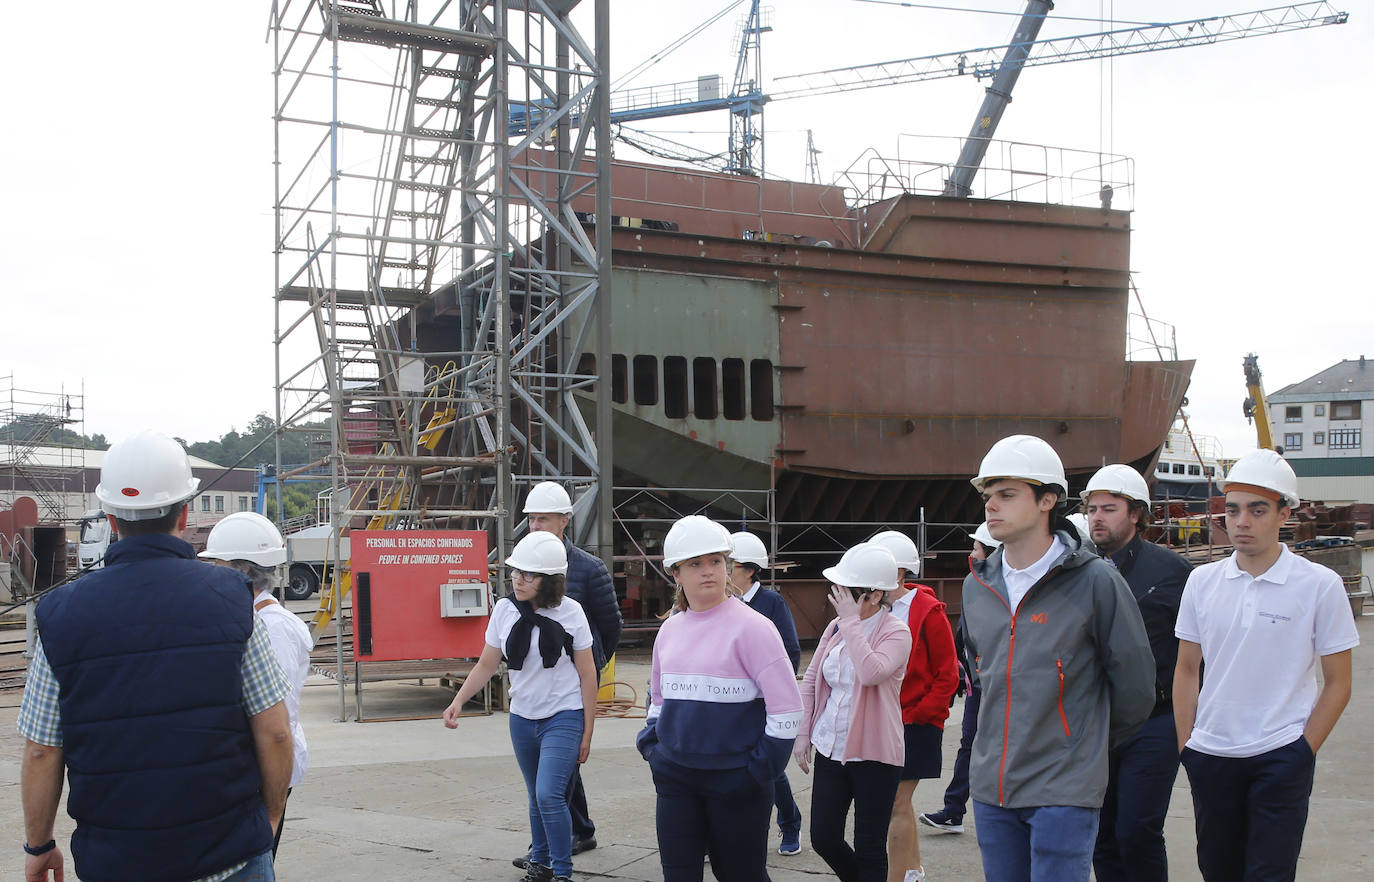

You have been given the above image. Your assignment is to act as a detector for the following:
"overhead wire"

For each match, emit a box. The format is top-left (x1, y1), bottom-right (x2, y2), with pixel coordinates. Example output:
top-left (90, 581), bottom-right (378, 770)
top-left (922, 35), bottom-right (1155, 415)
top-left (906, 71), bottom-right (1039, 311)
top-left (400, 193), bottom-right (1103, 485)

top-left (847, 0), bottom-right (1154, 27)
top-left (612, 0), bottom-right (747, 90)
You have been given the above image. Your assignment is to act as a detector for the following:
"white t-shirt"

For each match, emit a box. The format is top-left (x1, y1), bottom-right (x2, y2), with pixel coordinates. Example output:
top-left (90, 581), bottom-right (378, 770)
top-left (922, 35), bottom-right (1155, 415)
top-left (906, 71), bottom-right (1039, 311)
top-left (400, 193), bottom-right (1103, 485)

top-left (1002, 536), bottom-right (1066, 612)
top-left (485, 595), bottom-right (593, 721)
top-left (811, 612), bottom-right (884, 762)
top-left (1175, 545), bottom-right (1360, 758)
top-left (254, 591), bottom-right (312, 787)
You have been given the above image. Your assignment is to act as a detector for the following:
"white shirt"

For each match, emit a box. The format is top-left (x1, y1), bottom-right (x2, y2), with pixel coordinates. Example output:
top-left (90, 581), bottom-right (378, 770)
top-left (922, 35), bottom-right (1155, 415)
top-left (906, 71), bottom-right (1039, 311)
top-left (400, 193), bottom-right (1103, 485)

top-left (811, 612), bottom-right (884, 762)
top-left (742, 581), bottom-right (761, 603)
top-left (889, 590), bottom-right (913, 621)
top-left (254, 591), bottom-right (312, 787)
top-left (1175, 545), bottom-right (1360, 758)
top-left (486, 596), bottom-right (593, 721)
top-left (1001, 536), bottom-right (1066, 612)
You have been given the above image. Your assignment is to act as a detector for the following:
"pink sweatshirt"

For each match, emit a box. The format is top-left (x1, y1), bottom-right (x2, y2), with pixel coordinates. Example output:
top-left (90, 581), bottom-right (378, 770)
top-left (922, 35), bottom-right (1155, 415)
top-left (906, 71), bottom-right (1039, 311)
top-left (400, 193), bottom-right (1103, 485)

top-left (797, 611), bottom-right (911, 767)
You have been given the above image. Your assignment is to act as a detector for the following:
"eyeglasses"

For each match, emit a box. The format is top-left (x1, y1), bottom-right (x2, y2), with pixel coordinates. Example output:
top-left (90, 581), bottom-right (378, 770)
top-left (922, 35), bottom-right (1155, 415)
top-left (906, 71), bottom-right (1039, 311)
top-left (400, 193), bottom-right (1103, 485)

top-left (511, 569), bottom-right (542, 582)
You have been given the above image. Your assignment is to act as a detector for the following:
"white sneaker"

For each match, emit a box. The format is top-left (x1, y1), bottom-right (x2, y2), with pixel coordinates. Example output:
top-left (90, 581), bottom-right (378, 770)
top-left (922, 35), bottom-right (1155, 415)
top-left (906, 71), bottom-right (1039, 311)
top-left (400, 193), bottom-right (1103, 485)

top-left (904, 868), bottom-right (926, 882)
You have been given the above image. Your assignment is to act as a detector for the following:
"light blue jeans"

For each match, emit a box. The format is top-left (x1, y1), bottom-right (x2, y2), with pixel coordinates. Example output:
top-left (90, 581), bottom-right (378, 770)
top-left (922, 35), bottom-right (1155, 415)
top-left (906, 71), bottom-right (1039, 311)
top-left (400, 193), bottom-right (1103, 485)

top-left (972, 801), bottom-right (1099, 882)
top-left (221, 850), bottom-right (275, 881)
top-left (510, 707), bottom-right (585, 877)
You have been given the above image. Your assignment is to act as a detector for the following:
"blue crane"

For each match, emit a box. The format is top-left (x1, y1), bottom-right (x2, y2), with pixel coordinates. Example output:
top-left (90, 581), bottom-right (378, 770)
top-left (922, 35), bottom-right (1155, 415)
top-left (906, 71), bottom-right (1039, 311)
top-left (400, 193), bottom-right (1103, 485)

top-left (543, 1), bottom-right (1347, 182)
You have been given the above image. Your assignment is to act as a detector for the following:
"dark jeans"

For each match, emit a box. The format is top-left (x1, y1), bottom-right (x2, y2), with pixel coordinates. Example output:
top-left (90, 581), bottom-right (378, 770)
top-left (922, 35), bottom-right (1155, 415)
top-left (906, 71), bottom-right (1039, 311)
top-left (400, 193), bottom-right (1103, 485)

top-left (568, 765), bottom-right (595, 839)
top-left (774, 769), bottom-right (802, 837)
top-left (221, 851), bottom-right (275, 881)
top-left (1179, 737), bottom-right (1316, 882)
top-left (942, 682), bottom-right (980, 817)
top-left (810, 752), bottom-right (902, 882)
top-left (972, 801), bottom-right (1099, 882)
top-left (271, 787), bottom-right (292, 859)
top-left (1093, 710), bottom-right (1179, 882)
top-left (650, 753), bottom-right (773, 882)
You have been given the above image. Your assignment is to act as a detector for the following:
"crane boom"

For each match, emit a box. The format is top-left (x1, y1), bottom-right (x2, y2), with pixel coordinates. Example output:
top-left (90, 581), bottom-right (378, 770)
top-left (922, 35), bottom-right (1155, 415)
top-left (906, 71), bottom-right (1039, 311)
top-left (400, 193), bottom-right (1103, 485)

top-left (1242, 353), bottom-right (1277, 450)
top-left (770, 3), bottom-right (1347, 101)
top-left (944, 0), bottom-right (1053, 198)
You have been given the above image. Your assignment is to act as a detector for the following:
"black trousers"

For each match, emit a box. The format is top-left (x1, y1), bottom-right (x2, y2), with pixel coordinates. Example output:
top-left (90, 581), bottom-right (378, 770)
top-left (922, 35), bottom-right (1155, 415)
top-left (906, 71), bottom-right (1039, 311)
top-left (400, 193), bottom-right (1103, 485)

top-left (1180, 737), bottom-right (1316, 882)
top-left (650, 753), bottom-right (772, 882)
top-left (272, 787), bottom-right (292, 859)
top-left (810, 753), bottom-right (901, 882)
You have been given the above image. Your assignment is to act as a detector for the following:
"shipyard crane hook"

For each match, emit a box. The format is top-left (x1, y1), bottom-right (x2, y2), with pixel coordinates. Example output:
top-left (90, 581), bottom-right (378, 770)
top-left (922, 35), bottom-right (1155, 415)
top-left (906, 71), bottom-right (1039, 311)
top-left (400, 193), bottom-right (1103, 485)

top-left (1242, 353), bottom-right (1278, 451)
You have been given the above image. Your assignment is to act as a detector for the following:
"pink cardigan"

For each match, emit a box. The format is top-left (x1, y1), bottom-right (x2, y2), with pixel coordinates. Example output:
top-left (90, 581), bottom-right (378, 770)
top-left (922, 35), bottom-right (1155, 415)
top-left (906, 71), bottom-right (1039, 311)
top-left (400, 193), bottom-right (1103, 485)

top-left (797, 611), bottom-right (912, 767)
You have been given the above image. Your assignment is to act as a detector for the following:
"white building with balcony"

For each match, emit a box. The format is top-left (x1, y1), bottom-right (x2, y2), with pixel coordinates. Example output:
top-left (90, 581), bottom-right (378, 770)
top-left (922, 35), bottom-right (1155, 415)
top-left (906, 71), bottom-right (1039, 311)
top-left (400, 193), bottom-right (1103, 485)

top-left (1268, 357), bottom-right (1374, 504)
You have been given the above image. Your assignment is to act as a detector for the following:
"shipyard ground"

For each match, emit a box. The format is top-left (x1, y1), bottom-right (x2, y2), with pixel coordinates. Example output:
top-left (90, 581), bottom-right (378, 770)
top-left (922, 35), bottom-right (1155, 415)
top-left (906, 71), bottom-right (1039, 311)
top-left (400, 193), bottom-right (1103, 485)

top-left (3, 614), bottom-right (1373, 881)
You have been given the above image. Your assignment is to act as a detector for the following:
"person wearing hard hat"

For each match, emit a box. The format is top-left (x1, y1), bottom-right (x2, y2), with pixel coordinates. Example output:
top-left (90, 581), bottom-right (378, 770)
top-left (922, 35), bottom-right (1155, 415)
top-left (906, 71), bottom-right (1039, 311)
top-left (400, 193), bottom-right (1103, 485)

top-left (442, 531), bottom-right (597, 882)
top-left (919, 523), bottom-right (1001, 836)
top-left (200, 512), bottom-right (313, 858)
top-left (1173, 449), bottom-right (1358, 882)
top-left (870, 531), bottom-right (958, 882)
top-left (961, 434), bottom-right (1155, 882)
top-left (728, 531), bottom-right (804, 857)
top-left (518, 480), bottom-right (621, 864)
top-left (795, 542), bottom-right (913, 882)
top-left (17, 431), bottom-right (293, 882)
top-left (1080, 464), bottom-right (1191, 882)
top-left (637, 515), bottom-right (802, 881)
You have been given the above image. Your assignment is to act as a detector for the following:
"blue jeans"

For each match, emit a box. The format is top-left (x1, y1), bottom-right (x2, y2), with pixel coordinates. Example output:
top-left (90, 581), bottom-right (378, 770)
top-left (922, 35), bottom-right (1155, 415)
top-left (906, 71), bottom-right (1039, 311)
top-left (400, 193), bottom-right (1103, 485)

top-left (1179, 737), bottom-right (1315, 882)
top-left (972, 801), bottom-right (1099, 882)
top-left (1093, 710), bottom-right (1179, 882)
top-left (221, 851), bottom-right (275, 881)
top-left (510, 708), bottom-right (585, 877)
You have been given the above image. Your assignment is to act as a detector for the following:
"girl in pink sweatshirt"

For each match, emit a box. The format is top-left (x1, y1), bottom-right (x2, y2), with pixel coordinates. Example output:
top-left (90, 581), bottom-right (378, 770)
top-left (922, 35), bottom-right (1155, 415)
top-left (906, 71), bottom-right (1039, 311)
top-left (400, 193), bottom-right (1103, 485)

top-left (794, 542), bottom-right (912, 882)
top-left (636, 516), bottom-right (803, 882)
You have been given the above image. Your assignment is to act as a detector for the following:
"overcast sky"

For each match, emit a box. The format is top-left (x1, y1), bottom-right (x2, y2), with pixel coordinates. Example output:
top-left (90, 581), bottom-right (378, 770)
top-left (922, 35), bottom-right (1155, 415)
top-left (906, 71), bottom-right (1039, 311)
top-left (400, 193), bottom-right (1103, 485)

top-left (2, 1), bottom-right (1369, 462)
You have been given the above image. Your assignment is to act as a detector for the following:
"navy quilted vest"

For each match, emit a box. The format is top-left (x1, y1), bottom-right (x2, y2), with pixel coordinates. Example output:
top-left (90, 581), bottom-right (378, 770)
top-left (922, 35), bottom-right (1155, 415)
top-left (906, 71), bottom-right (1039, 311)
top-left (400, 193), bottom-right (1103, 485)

top-left (37, 533), bottom-right (271, 882)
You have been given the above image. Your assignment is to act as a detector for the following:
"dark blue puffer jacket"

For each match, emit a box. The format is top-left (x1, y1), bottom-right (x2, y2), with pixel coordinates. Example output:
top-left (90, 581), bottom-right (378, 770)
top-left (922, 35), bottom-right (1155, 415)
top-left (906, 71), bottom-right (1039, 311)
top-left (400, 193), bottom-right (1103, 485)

top-left (563, 536), bottom-right (622, 671)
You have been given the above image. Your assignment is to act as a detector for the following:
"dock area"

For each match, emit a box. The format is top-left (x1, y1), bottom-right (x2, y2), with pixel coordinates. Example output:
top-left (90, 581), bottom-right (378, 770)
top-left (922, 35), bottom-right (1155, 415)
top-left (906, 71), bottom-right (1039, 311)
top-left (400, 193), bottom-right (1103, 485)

top-left (3, 615), bottom-right (1372, 881)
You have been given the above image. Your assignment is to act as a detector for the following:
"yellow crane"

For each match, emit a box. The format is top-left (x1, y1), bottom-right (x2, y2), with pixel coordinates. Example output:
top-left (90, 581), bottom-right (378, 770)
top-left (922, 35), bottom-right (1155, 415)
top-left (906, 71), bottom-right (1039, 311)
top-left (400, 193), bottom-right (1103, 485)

top-left (1242, 353), bottom-right (1276, 451)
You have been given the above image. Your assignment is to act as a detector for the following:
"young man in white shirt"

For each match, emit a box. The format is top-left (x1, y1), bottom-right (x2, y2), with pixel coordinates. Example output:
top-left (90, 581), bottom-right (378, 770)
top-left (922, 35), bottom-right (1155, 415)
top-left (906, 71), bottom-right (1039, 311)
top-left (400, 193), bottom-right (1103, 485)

top-left (1174, 449), bottom-right (1358, 882)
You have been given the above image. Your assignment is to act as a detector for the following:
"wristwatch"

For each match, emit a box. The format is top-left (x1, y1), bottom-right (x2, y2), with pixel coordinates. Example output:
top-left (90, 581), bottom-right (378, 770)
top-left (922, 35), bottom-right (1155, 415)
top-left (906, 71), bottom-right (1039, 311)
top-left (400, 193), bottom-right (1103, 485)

top-left (23, 840), bottom-right (56, 857)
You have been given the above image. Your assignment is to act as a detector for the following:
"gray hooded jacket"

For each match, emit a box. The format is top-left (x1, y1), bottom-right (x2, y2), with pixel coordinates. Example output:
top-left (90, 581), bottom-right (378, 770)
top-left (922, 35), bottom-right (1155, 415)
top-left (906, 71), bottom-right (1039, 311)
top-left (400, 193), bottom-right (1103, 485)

top-left (962, 527), bottom-right (1155, 810)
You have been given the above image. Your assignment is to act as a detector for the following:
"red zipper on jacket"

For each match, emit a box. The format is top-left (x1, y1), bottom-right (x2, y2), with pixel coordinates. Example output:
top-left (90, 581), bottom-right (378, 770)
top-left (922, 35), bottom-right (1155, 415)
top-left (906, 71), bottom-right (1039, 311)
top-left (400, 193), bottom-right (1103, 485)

top-left (1057, 658), bottom-right (1071, 737)
top-left (971, 560), bottom-right (1064, 807)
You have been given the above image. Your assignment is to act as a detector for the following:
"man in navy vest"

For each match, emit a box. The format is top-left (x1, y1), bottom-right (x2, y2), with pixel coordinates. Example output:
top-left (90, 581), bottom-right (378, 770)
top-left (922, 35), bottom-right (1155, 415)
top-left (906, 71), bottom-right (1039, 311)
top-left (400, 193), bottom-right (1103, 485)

top-left (18, 431), bottom-right (294, 882)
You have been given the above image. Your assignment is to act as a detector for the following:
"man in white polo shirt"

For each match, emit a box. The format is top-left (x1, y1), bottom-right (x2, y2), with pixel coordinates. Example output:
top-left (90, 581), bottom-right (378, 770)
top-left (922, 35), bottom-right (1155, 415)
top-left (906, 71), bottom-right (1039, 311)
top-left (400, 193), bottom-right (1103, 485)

top-left (1173, 449), bottom-right (1358, 882)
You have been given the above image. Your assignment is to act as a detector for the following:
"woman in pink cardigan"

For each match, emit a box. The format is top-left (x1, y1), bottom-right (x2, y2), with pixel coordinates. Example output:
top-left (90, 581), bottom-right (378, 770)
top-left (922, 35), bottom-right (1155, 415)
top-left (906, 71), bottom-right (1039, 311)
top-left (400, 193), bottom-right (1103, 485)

top-left (794, 542), bottom-right (913, 882)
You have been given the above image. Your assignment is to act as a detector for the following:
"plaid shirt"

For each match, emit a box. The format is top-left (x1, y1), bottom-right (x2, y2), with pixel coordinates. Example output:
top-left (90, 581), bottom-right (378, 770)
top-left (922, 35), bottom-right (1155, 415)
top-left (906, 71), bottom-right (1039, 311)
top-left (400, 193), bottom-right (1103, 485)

top-left (17, 614), bottom-right (290, 882)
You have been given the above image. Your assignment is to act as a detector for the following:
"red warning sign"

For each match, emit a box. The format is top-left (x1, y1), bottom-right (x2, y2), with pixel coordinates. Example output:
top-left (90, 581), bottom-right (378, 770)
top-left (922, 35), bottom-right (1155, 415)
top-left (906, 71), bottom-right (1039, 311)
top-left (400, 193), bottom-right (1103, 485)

top-left (350, 529), bottom-right (490, 662)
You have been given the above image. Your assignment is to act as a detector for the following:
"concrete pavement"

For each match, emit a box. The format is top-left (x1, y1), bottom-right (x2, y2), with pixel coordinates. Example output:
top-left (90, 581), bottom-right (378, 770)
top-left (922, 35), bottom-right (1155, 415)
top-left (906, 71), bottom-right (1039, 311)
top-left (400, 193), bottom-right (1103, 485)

top-left (4, 615), bottom-right (1373, 880)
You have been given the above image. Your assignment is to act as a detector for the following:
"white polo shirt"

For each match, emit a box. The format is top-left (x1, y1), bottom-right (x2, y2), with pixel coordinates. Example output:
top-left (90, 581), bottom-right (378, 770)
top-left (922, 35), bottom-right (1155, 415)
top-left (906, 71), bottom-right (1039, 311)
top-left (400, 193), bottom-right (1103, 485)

top-left (254, 591), bottom-right (313, 787)
top-left (1175, 545), bottom-right (1360, 758)
top-left (1002, 536), bottom-right (1066, 613)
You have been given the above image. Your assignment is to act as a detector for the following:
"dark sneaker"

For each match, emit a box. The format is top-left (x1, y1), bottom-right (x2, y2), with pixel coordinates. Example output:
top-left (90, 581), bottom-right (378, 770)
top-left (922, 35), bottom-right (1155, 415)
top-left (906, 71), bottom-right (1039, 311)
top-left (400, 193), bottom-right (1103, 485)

top-left (571, 835), bottom-right (597, 855)
top-left (520, 862), bottom-right (554, 882)
top-left (778, 832), bottom-right (802, 855)
top-left (512, 853), bottom-right (532, 869)
top-left (918, 809), bottom-right (964, 833)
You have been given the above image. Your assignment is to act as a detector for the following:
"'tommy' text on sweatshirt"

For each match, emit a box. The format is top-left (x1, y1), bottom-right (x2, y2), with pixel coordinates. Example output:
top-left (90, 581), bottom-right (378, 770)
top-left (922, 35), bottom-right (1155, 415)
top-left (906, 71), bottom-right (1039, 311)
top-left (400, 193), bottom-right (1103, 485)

top-left (637, 596), bottom-right (803, 784)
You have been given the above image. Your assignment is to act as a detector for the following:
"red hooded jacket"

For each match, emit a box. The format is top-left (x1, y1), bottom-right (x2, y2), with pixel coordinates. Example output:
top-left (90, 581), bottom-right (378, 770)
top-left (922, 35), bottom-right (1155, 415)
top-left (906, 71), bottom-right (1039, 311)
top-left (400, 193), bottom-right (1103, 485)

top-left (898, 582), bottom-right (959, 728)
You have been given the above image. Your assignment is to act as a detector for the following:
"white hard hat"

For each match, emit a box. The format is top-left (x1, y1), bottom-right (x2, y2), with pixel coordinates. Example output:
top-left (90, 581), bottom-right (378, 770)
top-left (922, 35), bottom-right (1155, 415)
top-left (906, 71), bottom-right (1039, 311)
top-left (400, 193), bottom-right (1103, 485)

top-left (505, 531), bottom-right (569, 575)
top-left (971, 521), bottom-right (1001, 549)
top-left (199, 512), bottom-right (287, 567)
top-left (1219, 449), bottom-right (1300, 509)
top-left (869, 529), bottom-right (920, 574)
top-left (662, 515), bottom-right (733, 569)
top-left (522, 481), bottom-right (574, 515)
top-left (971, 434), bottom-right (1067, 497)
top-left (822, 542), bottom-right (899, 591)
top-left (1084, 464), bottom-right (1150, 504)
top-left (1066, 513), bottom-right (1092, 544)
top-left (728, 531), bottom-right (769, 569)
top-left (95, 431), bottom-right (201, 520)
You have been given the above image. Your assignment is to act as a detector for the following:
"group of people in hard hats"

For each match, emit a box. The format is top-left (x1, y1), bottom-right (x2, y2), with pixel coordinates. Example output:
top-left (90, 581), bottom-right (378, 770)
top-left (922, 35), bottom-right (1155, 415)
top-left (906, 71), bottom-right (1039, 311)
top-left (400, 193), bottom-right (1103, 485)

top-left (16, 429), bottom-right (1360, 882)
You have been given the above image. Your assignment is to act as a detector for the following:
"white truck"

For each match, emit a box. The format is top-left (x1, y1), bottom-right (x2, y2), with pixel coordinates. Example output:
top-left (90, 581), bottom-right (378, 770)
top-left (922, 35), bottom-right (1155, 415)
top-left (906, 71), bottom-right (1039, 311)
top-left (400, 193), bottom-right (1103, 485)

top-left (283, 524), bottom-right (350, 601)
top-left (77, 509), bottom-right (114, 571)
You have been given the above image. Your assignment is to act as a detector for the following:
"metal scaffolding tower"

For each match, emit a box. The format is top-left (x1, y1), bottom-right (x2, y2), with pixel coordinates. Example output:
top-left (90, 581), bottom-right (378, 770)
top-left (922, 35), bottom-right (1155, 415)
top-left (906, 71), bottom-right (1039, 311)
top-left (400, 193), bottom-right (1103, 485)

top-left (0, 378), bottom-right (88, 524)
top-left (271, 0), bottom-right (612, 716)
